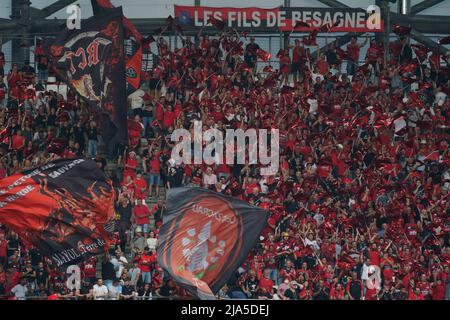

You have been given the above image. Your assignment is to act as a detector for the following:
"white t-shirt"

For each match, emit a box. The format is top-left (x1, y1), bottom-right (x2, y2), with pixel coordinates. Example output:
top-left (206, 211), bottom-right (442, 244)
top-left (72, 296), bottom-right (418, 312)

top-left (111, 256), bottom-right (128, 278)
top-left (203, 173), bottom-right (217, 186)
top-left (11, 284), bottom-right (27, 300)
top-left (147, 237), bottom-right (157, 251)
top-left (436, 91), bottom-right (447, 106)
top-left (93, 284), bottom-right (109, 300)
top-left (129, 89), bottom-right (145, 110)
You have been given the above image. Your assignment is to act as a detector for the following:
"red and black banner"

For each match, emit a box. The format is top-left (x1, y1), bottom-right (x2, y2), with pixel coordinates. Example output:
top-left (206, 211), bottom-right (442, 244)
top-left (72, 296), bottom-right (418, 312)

top-left (0, 158), bottom-right (116, 268)
top-left (175, 5), bottom-right (384, 32)
top-left (49, 7), bottom-right (128, 144)
top-left (91, 0), bottom-right (144, 94)
top-left (157, 187), bottom-right (269, 300)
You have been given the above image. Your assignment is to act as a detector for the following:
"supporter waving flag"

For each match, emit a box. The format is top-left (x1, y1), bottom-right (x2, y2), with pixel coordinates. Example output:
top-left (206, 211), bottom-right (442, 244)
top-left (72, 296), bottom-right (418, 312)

top-left (49, 7), bottom-right (128, 144)
top-left (91, 0), bottom-right (145, 94)
top-left (0, 158), bottom-right (116, 268)
top-left (157, 187), bottom-right (269, 300)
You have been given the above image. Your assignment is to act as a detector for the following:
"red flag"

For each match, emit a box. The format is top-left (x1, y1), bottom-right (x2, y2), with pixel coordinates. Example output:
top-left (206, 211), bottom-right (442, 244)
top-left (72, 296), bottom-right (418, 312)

top-left (262, 65), bottom-right (274, 73)
top-left (424, 151), bottom-right (439, 161)
top-left (207, 16), bottom-right (226, 30)
top-left (318, 20), bottom-right (340, 33)
top-left (317, 165), bottom-right (332, 178)
top-left (409, 92), bottom-right (424, 107)
top-left (126, 46), bottom-right (142, 90)
top-left (167, 75), bottom-right (181, 89)
top-left (256, 49), bottom-right (271, 62)
top-left (0, 158), bottom-right (116, 268)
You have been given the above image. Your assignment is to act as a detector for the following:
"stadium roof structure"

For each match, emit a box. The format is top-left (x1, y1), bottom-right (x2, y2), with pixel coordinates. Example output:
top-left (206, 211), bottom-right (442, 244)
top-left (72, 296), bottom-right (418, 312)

top-left (0, 0), bottom-right (448, 63)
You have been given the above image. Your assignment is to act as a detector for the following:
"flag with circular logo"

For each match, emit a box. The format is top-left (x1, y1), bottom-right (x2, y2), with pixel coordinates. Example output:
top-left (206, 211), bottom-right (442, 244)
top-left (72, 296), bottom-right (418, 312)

top-left (157, 187), bottom-right (269, 300)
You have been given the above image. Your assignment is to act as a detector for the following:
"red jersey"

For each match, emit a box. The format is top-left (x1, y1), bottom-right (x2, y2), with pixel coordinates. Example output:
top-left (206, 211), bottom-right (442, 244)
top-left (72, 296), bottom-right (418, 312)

top-left (82, 259), bottom-right (97, 278)
top-left (138, 254), bottom-right (153, 273)
top-left (292, 46), bottom-right (306, 63)
top-left (133, 205), bottom-right (151, 225)
top-left (259, 277), bottom-right (274, 293)
top-left (347, 42), bottom-right (360, 62)
top-left (162, 110), bottom-right (176, 129)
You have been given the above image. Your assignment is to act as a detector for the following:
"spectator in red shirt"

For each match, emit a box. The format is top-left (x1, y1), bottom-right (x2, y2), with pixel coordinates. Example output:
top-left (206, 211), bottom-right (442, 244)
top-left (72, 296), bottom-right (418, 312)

top-left (132, 199), bottom-right (151, 235)
top-left (133, 172), bottom-right (148, 200)
top-left (143, 144), bottom-right (161, 198)
top-left (138, 247), bottom-right (154, 285)
top-left (346, 35), bottom-right (368, 76)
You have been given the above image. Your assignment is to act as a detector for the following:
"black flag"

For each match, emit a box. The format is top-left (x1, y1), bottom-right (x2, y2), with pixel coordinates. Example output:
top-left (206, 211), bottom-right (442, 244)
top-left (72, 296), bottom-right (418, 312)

top-left (157, 187), bottom-right (269, 300)
top-left (49, 7), bottom-right (127, 144)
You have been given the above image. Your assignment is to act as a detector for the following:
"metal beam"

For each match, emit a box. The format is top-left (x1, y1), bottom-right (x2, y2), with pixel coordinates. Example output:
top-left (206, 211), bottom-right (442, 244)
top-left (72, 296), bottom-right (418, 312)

top-left (0, 20), bottom-right (22, 31)
top-left (391, 12), bottom-right (450, 25)
top-left (316, 0), bottom-right (350, 8)
top-left (410, 0), bottom-right (445, 15)
top-left (31, 0), bottom-right (78, 19)
top-left (410, 29), bottom-right (448, 55)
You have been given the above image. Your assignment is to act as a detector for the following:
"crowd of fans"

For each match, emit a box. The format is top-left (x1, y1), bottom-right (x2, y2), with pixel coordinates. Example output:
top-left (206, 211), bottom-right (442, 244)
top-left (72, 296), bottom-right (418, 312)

top-left (0, 28), bottom-right (449, 300)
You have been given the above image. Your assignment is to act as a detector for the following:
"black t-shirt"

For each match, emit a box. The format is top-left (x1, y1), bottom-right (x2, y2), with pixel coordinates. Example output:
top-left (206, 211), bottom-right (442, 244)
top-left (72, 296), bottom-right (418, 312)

top-left (21, 65), bottom-right (35, 75)
top-left (29, 247), bottom-right (42, 266)
top-left (101, 261), bottom-right (116, 281)
top-left (47, 114), bottom-right (56, 127)
top-left (245, 278), bottom-right (259, 294)
top-left (36, 268), bottom-right (48, 284)
top-left (348, 280), bottom-right (363, 299)
top-left (73, 126), bottom-right (86, 144)
top-left (79, 284), bottom-right (91, 296)
top-left (326, 50), bottom-right (338, 65)
top-left (158, 284), bottom-right (173, 297)
top-left (117, 204), bottom-right (132, 223)
top-left (34, 114), bottom-right (47, 127)
top-left (122, 285), bottom-right (134, 296)
top-left (313, 286), bottom-right (330, 300)
top-left (284, 288), bottom-right (299, 300)
top-left (153, 205), bottom-right (165, 224)
top-left (87, 127), bottom-right (98, 141)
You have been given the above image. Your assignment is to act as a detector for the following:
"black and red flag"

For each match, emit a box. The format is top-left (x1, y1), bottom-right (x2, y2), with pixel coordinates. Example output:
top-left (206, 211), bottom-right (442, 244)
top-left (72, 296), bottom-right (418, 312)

top-left (49, 7), bottom-right (127, 144)
top-left (0, 158), bottom-right (116, 268)
top-left (157, 187), bottom-right (269, 300)
top-left (91, 0), bottom-right (144, 94)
